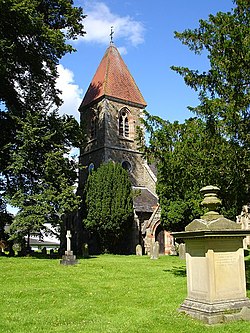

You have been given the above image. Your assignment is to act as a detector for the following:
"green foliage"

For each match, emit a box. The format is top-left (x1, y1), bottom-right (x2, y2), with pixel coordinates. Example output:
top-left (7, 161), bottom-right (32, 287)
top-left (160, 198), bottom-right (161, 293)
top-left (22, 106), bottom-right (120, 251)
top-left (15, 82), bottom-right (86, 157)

top-left (0, 196), bottom-right (13, 243)
top-left (141, 112), bottom-right (249, 231)
top-left (139, 0), bottom-right (250, 231)
top-left (6, 111), bottom-right (81, 240)
top-left (171, 0), bottom-right (250, 148)
top-left (0, 1), bottom-right (85, 243)
top-left (0, 0), bottom-right (86, 112)
top-left (83, 162), bottom-right (134, 253)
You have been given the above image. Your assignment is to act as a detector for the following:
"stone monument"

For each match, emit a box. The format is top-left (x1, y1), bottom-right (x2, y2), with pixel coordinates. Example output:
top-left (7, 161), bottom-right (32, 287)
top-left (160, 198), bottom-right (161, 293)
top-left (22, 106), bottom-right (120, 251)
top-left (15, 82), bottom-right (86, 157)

top-left (83, 243), bottom-right (89, 259)
top-left (150, 241), bottom-right (159, 260)
top-left (60, 230), bottom-right (78, 265)
top-left (136, 244), bottom-right (142, 256)
top-left (173, 185), bottom-right (250, 324)
top-left (178, 243), bottom-right (186, 260)
top-left (237, 204), bottom-right (250, 249)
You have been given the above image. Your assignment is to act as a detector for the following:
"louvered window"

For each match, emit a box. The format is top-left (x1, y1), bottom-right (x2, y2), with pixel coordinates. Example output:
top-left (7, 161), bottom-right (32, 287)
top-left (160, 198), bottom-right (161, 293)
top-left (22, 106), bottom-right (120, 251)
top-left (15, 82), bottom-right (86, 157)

top-left (119, 108), bottom-right (129, 138)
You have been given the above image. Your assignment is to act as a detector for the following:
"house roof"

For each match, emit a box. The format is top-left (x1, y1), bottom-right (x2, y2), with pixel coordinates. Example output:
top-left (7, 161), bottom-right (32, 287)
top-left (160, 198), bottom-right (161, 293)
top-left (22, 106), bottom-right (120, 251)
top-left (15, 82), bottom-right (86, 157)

top-left (25, 237), bottom-right (60, 246)
top-left (80, 44), bottom-right (147, 109)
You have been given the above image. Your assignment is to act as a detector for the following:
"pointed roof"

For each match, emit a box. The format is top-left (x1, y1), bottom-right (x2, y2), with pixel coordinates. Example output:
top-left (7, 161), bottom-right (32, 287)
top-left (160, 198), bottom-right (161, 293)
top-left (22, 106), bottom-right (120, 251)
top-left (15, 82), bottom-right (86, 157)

top-left (80, 44), bottom-right (147, 109)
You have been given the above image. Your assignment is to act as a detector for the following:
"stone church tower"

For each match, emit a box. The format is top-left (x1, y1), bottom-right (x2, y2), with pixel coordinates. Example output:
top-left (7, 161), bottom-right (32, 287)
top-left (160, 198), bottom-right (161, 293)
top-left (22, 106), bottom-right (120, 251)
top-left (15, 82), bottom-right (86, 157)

top-left (78, 43), bottom-right (173, 254)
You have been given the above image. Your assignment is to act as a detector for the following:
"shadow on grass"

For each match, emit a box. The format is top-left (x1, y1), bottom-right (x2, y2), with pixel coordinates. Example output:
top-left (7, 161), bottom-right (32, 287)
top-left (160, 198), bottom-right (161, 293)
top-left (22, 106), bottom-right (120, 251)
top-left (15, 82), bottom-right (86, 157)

top-left (163, 266), bottom-right (186, 277)
top-left (5, 253), bottom-right (98, 260)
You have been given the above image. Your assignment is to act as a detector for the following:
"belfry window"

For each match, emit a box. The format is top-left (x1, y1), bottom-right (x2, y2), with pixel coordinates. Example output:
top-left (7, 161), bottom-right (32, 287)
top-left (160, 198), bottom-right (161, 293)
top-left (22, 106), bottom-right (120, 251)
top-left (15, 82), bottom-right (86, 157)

top-left (119, 108), bottom-right (129, 138)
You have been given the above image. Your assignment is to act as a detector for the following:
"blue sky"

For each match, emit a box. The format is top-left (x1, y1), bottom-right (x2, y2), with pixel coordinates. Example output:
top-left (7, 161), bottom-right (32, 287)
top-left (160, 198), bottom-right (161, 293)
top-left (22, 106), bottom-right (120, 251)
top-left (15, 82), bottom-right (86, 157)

top-left (57, 0), bottom-right (235, 123)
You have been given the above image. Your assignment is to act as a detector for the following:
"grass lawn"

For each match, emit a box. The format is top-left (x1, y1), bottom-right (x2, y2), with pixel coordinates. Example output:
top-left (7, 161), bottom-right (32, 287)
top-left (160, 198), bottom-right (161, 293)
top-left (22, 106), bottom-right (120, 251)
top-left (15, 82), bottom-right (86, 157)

top-left (0, 254), bottom-right (249, 333)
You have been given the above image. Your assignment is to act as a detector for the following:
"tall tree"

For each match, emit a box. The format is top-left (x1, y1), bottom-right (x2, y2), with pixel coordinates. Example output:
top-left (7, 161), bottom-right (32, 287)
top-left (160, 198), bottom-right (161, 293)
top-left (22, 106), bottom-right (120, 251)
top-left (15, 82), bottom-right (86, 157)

top-left (139, 112), bottom-right (249, 231)
top-left (6, 111), bottom-right (81, 243)
top-left (171, 0), bottom-right (250, 148)
top-left (0, 196), bottom-right (13, 247)
top-left (0, 1), bottom-right (86, 246)
top-left (83, 162), bottom-right (134, 254)
top-left (0, 0), bottom-right (85, 113)
top-left (139, 0), bottom-right (250, 231)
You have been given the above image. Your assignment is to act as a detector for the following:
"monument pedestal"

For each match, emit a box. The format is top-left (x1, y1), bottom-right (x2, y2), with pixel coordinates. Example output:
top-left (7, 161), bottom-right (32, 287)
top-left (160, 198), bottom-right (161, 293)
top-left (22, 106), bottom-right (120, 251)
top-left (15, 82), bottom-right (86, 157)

top-left (182, 237), bottom-right (250, 323)
top-left (60, 231), bottom-right (78, 265)
top-left (173, 186), bottom-right (250, 324)
top-left (60, 251), bottom-right (78, 265)
top-left (180, 298), bottom-right (250, 324)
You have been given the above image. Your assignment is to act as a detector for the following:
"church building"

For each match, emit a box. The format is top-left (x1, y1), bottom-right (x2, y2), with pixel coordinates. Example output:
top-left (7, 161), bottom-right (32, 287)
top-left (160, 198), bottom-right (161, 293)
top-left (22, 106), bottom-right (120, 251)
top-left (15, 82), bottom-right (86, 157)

top-left (78, 42), bottom-right (174, 255)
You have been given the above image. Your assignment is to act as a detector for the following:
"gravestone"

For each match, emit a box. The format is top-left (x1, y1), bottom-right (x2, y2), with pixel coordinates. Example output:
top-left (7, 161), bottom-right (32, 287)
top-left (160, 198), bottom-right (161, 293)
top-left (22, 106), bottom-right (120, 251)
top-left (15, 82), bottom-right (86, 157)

top-left (60, 230), bottom-right (78, 265)
top-left (173, 186), bottom-right (250, 324)
top-left (83, 243), bottom-right (89, 258)
top-left (136, 244), bottom-right (142, 256)
top-left (237, 205), bottom-right (250, 248)
top-left (150, 241), bottom-right (159, 260)
top-left (178, 243), bottom-right (186, 260)
top-left (170, 244), bottom-right (177, 256)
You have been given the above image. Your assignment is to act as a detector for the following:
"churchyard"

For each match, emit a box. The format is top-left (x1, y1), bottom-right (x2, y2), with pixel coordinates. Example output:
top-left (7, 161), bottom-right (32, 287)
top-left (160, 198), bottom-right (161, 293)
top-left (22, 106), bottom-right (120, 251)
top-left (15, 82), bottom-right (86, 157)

top-left (1, 254), bottom-right (250, 333)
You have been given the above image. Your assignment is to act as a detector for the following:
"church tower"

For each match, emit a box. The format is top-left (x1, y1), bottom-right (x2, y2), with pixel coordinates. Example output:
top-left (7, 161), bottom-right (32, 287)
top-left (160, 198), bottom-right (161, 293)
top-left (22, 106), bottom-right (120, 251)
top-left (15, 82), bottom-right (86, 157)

top-left (78, 43), bottom-right (172, 254)
top-left (79, 44), bottom-right (156, 194)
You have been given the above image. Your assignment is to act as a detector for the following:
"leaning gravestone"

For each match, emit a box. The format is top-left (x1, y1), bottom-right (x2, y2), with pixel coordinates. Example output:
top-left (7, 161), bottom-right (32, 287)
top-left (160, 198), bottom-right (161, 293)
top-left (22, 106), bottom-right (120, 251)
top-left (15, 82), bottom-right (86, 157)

top-left (136, 244), bottom-right (142, 256)
top-left (173, 185), bottom-right (250, 324)
top-left (150, 241), bottom-right (159, 260)
top-left (60, 230), bottom-right (78, 265)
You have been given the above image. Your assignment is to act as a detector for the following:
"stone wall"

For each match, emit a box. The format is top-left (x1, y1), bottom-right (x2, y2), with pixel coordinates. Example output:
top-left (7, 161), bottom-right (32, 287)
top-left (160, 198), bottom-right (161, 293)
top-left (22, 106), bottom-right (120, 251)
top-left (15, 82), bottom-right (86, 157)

top-left (79, 97), bottom-right (156, 192)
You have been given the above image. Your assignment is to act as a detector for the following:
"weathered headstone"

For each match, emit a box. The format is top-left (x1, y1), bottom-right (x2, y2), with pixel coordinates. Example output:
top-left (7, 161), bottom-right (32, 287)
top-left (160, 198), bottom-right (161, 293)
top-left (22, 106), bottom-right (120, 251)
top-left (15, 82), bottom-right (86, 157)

top-left (60, 230), bottom-right (78, 265)
top-left (150, 241), bottom-right (159, 260)
top-left (83, 243), bottom-right (89, 258)
top-left (136, 244), bottom-right (142, 256)
top-left (178, 243), bottom-right (186, 260)
top-left (173, 186), bottom-right (250, 324)
top-left (237, 205), bottom-right (250, 249)
top-left (170, 244), bottom-right (177, 256)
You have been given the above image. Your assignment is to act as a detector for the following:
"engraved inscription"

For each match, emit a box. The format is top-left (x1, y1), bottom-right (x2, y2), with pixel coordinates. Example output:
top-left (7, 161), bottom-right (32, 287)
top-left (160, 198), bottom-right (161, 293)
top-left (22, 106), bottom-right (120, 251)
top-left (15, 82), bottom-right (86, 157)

top-left (213, 251), bottom-right (244, 299)
top-left (214, 252), bottom-right (237, 267)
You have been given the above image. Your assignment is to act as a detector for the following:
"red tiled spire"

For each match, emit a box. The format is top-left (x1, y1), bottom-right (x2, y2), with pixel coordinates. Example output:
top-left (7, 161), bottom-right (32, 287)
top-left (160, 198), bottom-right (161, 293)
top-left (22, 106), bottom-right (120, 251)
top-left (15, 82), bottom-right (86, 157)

top-left (80, 45), bottom-right (147, 109)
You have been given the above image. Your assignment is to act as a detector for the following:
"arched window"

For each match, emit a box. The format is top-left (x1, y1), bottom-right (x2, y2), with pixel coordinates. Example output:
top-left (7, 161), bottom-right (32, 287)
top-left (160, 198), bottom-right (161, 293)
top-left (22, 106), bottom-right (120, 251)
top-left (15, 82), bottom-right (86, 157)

top-left (119, 108), bottom-right (130, 138)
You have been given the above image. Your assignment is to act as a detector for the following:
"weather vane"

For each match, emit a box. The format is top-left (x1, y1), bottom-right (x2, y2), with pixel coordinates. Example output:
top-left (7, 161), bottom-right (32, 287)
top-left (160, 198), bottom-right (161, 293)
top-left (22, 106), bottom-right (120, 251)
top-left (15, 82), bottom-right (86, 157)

top-left (110, 26), bottom-right (114, 44)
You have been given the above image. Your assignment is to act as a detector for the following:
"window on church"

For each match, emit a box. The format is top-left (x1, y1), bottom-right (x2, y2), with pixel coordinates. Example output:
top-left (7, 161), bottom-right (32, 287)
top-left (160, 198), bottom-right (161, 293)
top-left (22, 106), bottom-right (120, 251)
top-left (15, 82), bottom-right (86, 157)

top-left (88, 162), bottom-right (95, 173)
top-left (119, 108), bottom-right (129, 138)
top-left (122, 160), bottom-right (132, 172)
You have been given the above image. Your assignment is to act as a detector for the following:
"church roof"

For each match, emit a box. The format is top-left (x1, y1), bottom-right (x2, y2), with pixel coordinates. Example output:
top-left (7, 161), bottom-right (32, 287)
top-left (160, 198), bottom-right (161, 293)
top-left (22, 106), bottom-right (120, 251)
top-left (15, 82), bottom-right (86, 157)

top-left (133, 188), bottom-right (158, 213)
top-left (80, 44), bottom-right (147, 109)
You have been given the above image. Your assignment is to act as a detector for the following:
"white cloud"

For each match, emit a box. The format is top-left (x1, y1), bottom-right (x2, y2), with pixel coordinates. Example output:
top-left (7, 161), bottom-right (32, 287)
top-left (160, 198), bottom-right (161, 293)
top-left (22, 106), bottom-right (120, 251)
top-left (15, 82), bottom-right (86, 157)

top-left (56, 64), bottom-right (83, 121)
top-left (78, 1), bottom-right (145, 50)
top-left (117, 46), bottom-right (127, 55)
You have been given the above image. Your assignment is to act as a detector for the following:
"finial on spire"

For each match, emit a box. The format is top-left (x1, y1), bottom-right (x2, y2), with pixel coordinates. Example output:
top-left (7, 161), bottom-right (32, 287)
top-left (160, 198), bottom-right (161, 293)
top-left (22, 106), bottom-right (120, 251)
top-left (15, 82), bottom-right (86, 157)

top-left (110, 26), bottom-right (114, 44)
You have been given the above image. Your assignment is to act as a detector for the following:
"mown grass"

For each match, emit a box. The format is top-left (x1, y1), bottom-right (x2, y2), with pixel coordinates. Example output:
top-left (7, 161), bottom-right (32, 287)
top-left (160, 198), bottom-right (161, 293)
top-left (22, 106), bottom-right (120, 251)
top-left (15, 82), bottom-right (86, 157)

top-left (0, 255), bottom-right (249, 333)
